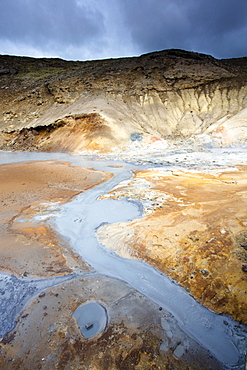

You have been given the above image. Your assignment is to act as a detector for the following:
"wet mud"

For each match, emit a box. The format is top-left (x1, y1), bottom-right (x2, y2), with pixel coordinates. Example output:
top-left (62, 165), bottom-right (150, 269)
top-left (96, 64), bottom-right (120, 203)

top-left (0, 159), bottom-right (111, 276)
top-left (98, 166), bottom-right (247, 324)
top-left (0, 275), bottom-right (223, 370)
top-left (1, 150), bottom-right (247, 369)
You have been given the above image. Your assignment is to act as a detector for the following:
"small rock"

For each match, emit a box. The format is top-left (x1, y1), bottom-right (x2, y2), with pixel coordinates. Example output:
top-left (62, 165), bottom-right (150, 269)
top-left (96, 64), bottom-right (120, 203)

top-left (21, 314), bottom-right (29, 318)
top-left (201, 269), bottom-right (209, 276)
top-left (173, 343), bottom-right (185, 359)
top-left (242, 264), bottom-right (247, 272)
top-left (183, 256), bottom-right (189, 262)
top-left (161, 318), bottom-right (170, 331)
top-left (1, 331), bottom-right (16, 344)
top-left (47, 323), bottom-right (56, 333)
top-left (85, 322), bottom-right (94, 330)
top-left (159, 340), bottom-right (169, 353)
top-left (208, 238), bottom-right (216, 243)
top-left (39, 292), bottom-right (45, 298)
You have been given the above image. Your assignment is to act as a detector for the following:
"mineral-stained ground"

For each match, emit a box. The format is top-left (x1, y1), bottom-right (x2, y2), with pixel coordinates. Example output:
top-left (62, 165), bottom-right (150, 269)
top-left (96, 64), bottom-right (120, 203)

top-left (0, 159), bottom-right (226, 370)
top-left (0, 274), bottom-right (224, 370)
top-left (0, 160), bottom-right (111, 277)
top-left (98, 165), bottom-right (247, 325)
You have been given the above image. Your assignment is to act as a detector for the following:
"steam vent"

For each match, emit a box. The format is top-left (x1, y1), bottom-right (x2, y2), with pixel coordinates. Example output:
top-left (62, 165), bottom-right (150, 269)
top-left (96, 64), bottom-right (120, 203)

top-left (1, 49), bottom-right (247, 369)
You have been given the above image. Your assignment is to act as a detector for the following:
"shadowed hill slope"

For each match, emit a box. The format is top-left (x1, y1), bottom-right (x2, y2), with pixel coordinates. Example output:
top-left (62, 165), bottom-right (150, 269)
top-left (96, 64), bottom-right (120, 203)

top-left (0, 49), bottom-right (247, 152)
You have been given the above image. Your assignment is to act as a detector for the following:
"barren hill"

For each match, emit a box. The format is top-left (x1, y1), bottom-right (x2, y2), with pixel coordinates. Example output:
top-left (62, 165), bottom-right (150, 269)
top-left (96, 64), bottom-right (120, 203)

top-left (0, 49), bottom-right (247, 152)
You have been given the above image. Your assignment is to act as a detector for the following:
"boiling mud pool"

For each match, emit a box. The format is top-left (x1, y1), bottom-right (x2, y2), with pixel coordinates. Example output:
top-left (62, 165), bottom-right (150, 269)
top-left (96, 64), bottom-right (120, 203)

top-left (1, 150), bottom-right (247, 369)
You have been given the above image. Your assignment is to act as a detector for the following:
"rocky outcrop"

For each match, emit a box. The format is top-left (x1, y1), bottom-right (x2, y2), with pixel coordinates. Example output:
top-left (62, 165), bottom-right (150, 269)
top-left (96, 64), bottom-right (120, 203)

top-left (0, 49), bottom-right (247, 152)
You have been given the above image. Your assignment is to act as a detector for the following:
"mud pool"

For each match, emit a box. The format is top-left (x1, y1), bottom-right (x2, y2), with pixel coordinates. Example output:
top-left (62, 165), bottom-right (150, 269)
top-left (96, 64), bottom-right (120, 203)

top-left (73, 302), bottom-right (108, 338)
top-left (1, 148), bottom-right (247, 369)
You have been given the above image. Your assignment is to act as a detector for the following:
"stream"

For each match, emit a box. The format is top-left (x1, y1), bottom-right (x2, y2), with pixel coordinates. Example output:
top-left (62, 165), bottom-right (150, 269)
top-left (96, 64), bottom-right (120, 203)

top-left (1, 150), bottom-right (247, 369)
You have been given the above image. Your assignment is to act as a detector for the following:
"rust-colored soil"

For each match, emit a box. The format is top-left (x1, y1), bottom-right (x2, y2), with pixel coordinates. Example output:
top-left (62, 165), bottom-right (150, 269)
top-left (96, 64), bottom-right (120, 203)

top-left (0, 276), bottom-right (222, 370)
top-left (97, 166), bottom-right (247, 324)
top-left (0, 160), bottom-right (112, 277)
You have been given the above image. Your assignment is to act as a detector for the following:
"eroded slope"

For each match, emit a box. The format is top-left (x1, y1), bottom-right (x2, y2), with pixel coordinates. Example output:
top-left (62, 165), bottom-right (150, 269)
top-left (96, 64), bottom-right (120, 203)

top-left (0, 50), bottom-right (247, 152)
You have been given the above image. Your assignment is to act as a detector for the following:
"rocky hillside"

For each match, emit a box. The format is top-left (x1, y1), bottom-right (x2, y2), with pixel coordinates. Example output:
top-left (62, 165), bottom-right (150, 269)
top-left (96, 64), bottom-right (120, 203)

top-left (0, 49), bottom-right (247, 152)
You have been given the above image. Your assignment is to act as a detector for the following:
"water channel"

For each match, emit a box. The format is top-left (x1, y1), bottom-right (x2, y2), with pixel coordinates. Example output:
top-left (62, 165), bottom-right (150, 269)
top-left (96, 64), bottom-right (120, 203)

top-left (1, 149), bottom-right (247, 369)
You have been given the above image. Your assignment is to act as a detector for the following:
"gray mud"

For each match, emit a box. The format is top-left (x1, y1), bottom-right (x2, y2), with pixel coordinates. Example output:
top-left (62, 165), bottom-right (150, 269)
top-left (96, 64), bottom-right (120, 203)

top-left (1, 149), bottom-right (247, 369)
top-left (54, 155), bottom-right (247, 369)
top-left (0, 272), bottom-right (76, 338)
top-left (73, 301), bottom-right (108, 338)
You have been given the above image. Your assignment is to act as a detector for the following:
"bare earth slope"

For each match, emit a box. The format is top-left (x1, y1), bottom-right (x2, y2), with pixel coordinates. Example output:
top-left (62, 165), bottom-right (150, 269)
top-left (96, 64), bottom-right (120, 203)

top-left (0, 49), bottom-right (247, 152)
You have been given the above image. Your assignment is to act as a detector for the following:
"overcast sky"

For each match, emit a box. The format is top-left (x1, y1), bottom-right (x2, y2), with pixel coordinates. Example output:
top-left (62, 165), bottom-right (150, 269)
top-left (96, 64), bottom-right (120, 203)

top-left (0, 0), bottom-right (247, 61)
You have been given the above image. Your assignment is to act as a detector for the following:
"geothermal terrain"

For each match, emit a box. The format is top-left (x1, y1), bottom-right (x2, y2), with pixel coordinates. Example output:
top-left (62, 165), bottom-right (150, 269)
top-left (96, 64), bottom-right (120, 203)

top-left (0, 49), bottom-right (247, 369)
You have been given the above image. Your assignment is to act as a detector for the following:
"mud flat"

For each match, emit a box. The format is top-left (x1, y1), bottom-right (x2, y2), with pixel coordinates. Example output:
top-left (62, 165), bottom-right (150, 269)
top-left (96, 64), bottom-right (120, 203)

top-left (0, 158), bottom-right (111, 277)
top-left (98, 164), bottom-right (247, 323)
top-left (1, 150), bottom-right (247, 369)
top-left (0, 274), bottom-right (223, 370)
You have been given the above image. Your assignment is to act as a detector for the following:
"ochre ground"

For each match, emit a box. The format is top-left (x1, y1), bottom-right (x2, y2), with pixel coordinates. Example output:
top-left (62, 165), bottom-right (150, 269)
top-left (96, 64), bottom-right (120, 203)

top-left (0, 160), bottom-right (112, 277)
top-left (97, 166), bottom-right (247, 324)
top-left (0, 160), bottom-right (244, 369)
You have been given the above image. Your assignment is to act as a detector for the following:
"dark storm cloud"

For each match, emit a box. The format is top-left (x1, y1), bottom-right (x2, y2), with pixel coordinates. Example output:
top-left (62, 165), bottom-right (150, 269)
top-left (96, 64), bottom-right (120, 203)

top-left (121, 0), bottom-right (247, 58)
top-left (0, 0), bottom-right (246, 60)
top-left (0, 0), bottom-right (103, 48)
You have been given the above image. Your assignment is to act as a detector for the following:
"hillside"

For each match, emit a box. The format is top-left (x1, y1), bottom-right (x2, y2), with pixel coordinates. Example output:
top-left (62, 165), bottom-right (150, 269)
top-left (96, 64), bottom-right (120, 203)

top-left (0, 49), bottom-right (247, 152)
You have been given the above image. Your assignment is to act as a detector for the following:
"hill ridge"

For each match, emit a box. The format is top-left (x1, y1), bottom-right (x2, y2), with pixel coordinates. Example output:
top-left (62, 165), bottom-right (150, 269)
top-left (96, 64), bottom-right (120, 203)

top-left (0, 49), bottom-right (247, 152)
